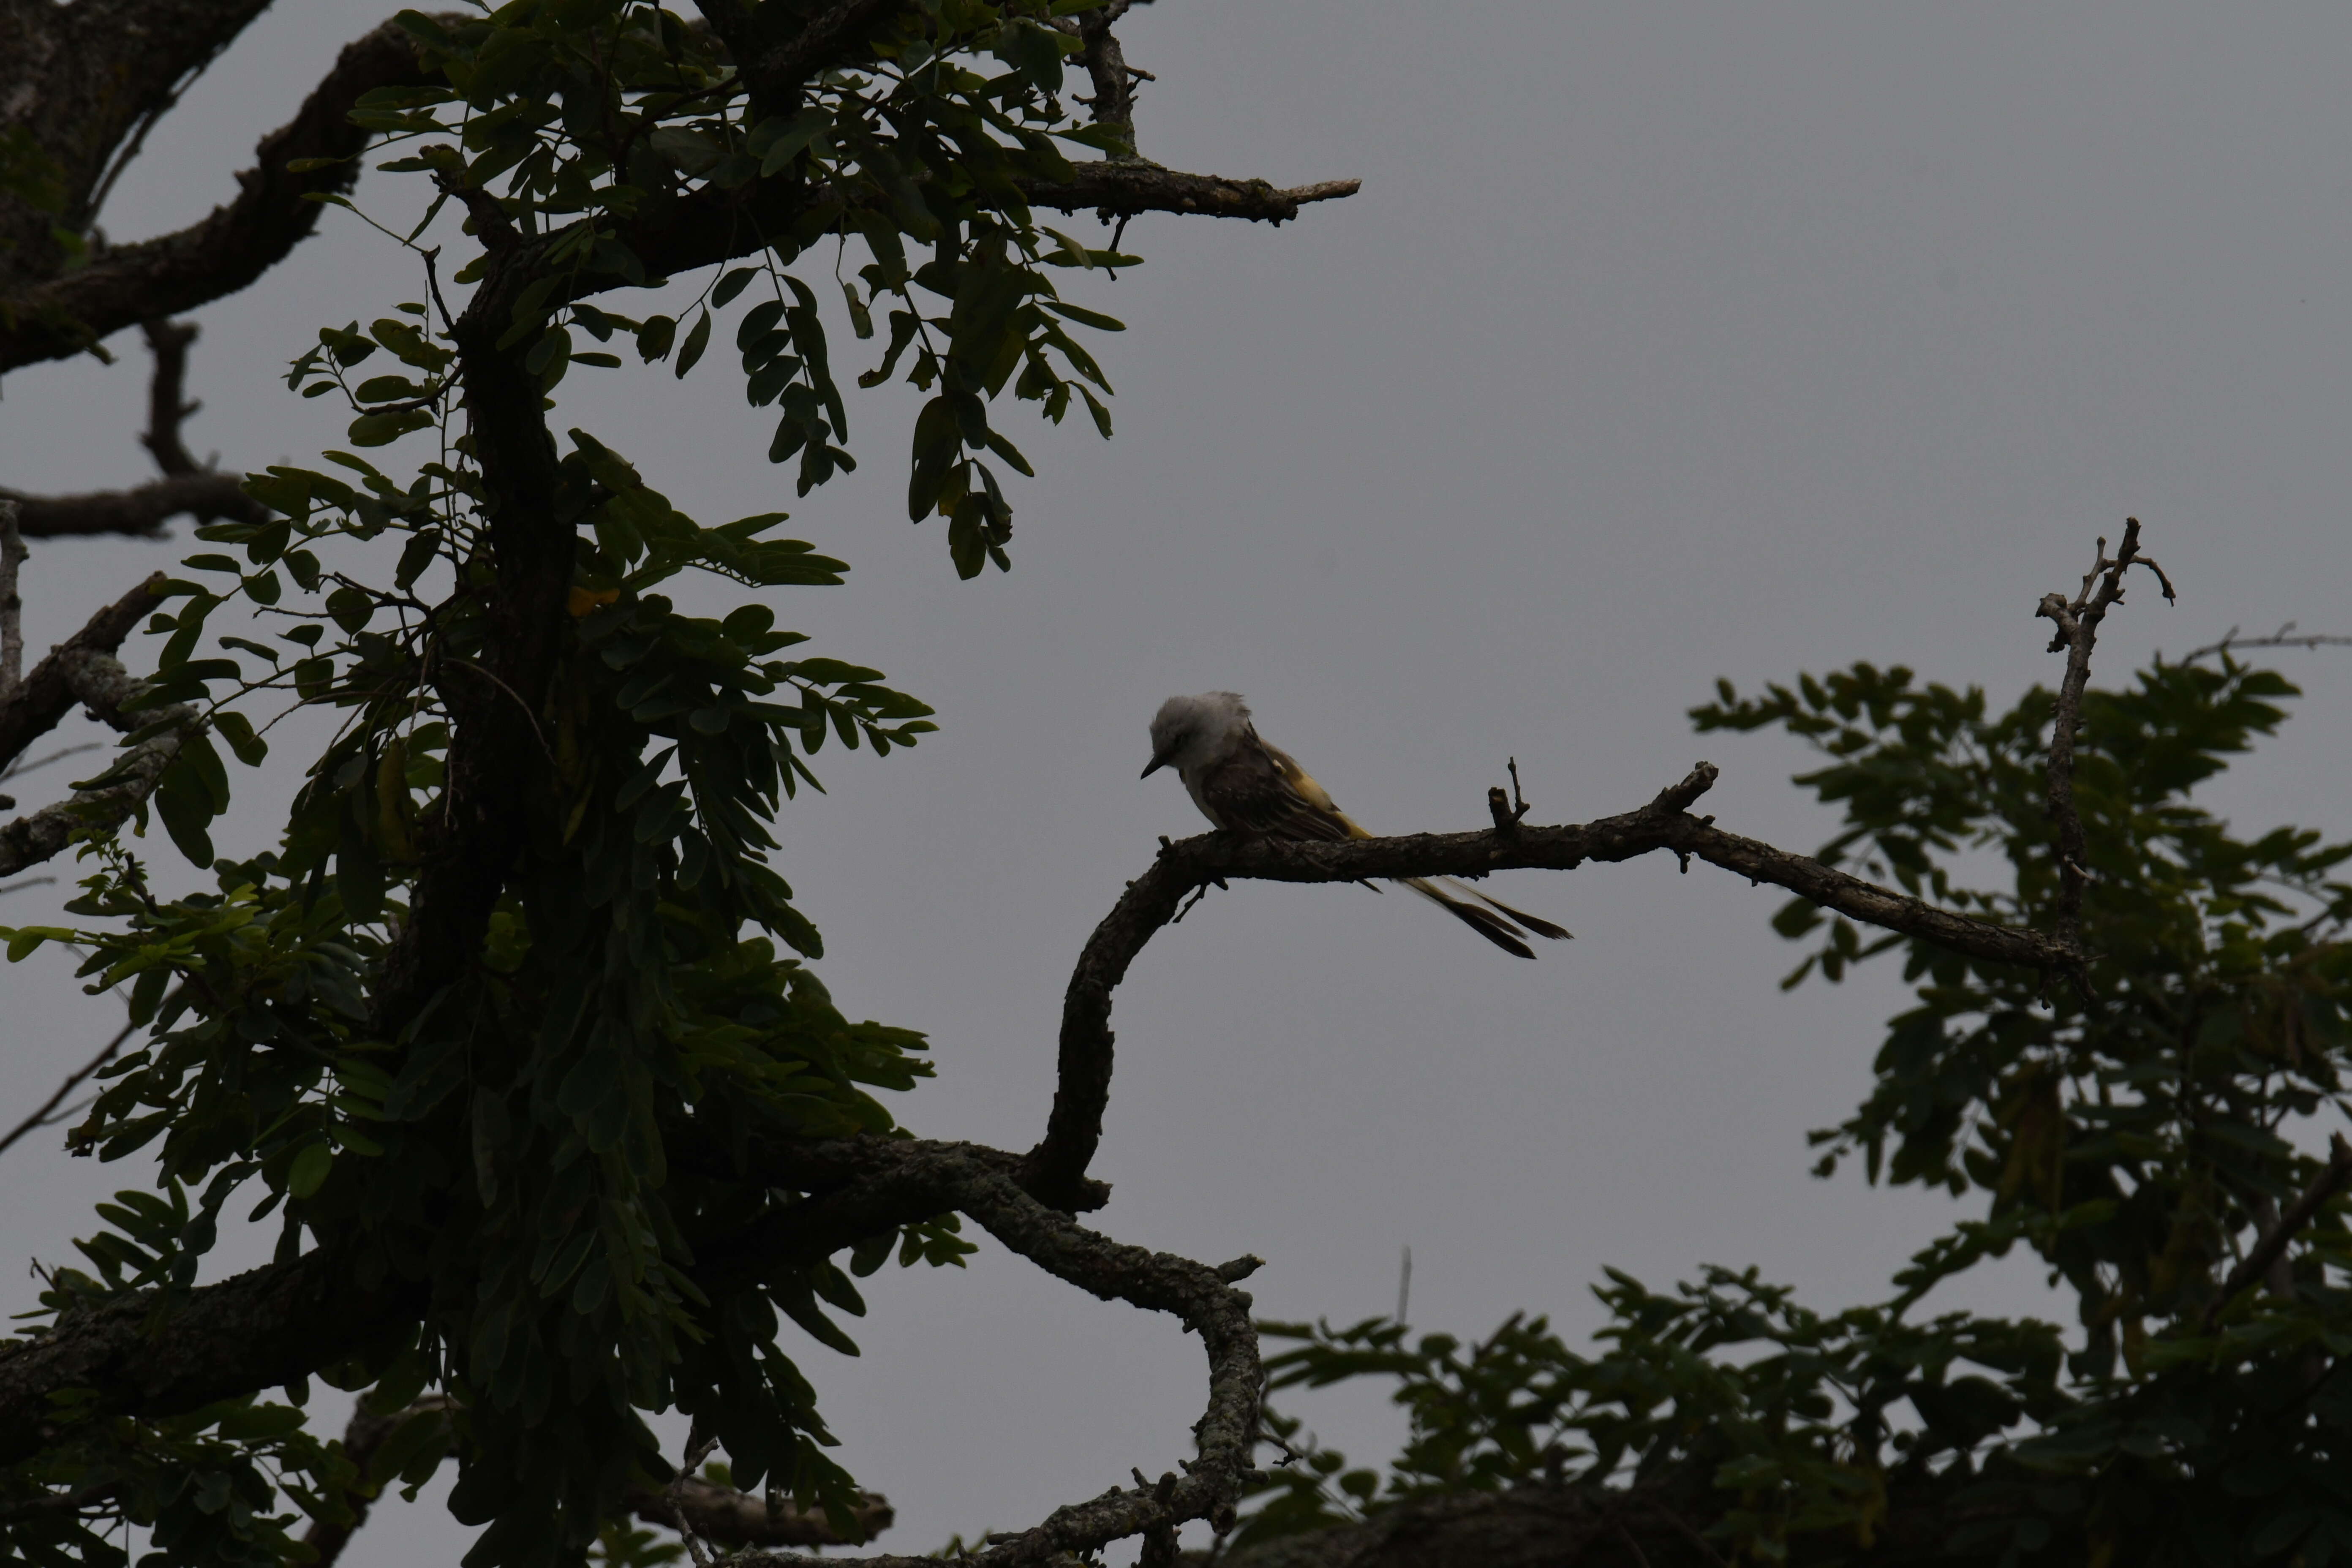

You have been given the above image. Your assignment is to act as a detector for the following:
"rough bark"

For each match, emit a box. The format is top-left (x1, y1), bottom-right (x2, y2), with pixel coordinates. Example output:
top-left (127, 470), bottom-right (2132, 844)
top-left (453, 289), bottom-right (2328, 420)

top-left (0, 1250), bottom-right (427, 1468)
top-left (0, 17), bottom-right (436, 371)
top-left (0, 572), bottom-right (169, 767)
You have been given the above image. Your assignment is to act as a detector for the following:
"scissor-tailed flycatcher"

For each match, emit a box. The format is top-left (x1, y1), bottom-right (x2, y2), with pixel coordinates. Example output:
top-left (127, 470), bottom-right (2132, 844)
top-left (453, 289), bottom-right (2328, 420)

top-left (1142, 691), bottom-right (1571, 958)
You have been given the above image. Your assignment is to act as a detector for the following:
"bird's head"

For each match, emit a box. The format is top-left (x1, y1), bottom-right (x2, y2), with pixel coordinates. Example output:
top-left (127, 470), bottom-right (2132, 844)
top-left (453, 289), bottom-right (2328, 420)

top-left (1143, 691), bottom-right (1250, 779)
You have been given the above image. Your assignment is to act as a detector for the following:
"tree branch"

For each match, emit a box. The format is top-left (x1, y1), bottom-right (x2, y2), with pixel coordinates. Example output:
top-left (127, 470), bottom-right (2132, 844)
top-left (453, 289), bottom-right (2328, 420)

top-left (0, 18), bottom-right (439, 371)
top-left (368, 209), bottom-right (573, 1034)
top-left (0, 597), bottom-right (201, 876)
top-left (2182, 620), bottom-right (2352, 663)
top-left (0, 1249), bottom-right (428, 1468)
top-left (699, 1135), bottom-right (1109, 1297)
top-left (2205, 1133), bottom-right (2352, 1330)
top-left (732, 1148), bottom-right (1263, 1568)
top-left (0, 501), bottom-right (23, 696)
top-left (2034, 518), bottom-right (2172, 960)
top-left (0, 688), bottom-right (194, 874)
top-left (0, 473), bottom-right (261, 539)
top-left (1027, 762), bottom-right (2077, 1205)
top-left (0, 1131), bottom-right (1200, 1560)
top-left (297, 1394), bottom-right (894, 1564)
top-left (0, 0), bottom-right (276, 278)
top-left (747, 0), bottom-right (909, 90)
top-left (0, 472), bottom-right (259, 539)
top-left (0, 571), bottom-right (170, 770)
top-left (635, 1474), bottom-right (892, 1550)
top-left (1020, 166), bottom-right (1361, 225)
top-left (3, 318), bottom-right (270, 537)
top-left (0, 1018), bottom-right (137, 1163)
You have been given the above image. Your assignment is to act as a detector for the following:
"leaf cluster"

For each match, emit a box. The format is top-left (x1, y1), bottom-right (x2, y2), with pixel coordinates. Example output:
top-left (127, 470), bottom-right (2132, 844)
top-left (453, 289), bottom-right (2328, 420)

top-left (1246, 653), bottom-right (2352, 1565)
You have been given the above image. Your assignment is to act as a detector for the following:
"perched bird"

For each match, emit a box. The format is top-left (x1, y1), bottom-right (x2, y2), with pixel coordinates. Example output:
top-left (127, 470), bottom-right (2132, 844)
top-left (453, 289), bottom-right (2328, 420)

top-left (1142, 691), bottom-right (1571, 958)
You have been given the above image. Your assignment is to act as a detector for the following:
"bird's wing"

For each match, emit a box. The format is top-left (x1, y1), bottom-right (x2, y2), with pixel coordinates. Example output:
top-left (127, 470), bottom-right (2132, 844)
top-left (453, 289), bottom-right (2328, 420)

top-left (1194, 730), bottom-right (1360, 843)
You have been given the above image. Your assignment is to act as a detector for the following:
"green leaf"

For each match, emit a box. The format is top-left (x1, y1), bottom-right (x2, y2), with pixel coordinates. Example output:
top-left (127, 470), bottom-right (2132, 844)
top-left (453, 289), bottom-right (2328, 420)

top-left (286, 1142), bottom-right (334, 1199)
top-left (214, 710), bottom-right (269, 766)
top-left (675, 310), bottom-right (712, 378)
top-left (751, 107), bottom-right (833, 176)
top-left (712, 268), bottom-right (759, 308)
top-left (349, 408), bottom-right (435, 447)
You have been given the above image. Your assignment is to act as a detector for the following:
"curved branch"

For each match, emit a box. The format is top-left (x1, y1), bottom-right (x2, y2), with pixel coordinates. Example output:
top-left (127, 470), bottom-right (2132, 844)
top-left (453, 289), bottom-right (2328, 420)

top-left (732, 1146), bottom-right (1264, 1568)
top-left (0, 18), bottom-right (438, 371)
top-left (1026, 762), bottom-right (2078, 1205)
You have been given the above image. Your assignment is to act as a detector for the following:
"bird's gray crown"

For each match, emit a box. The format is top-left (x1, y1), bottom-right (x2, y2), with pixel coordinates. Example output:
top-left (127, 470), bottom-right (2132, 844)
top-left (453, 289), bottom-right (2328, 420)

top-left (1146, 691), bottom-right (1251, 775)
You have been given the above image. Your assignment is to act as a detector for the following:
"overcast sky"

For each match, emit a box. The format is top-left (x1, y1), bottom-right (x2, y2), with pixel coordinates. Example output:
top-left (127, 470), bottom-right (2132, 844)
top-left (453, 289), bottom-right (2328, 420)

top-left (6, 2), bottom-right (2352, 1561)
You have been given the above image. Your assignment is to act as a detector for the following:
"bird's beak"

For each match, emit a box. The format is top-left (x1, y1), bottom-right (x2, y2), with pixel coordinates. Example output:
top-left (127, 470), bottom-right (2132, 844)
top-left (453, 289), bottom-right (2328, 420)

top-left (1141, 753), bottom-right (1169, 780)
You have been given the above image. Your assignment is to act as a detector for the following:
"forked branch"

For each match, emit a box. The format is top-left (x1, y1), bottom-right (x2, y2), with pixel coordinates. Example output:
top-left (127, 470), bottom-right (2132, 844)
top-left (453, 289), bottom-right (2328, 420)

top-left (2034, 517), bottom-right (2173, 958)
top-left (3, 318), bottom-right (270, 538)
top-left (0, 569), bottom-right (196, 878)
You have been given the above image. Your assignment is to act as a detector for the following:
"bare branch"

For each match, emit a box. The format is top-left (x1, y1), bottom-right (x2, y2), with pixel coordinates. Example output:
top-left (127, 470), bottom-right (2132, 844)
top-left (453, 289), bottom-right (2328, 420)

top-left (1022, 166), bottom-right (1361, 225)
top-left (1, 473), bottom-right (261, 539)
top-left (0, 697), bottom-right (198, 877)
top-left (2205, 1134), bottom-right (2352, 1330)
top-left (0, 19), bottom-right (438, 371)
top-left (0, 572), bottom-right (170, 768)
top-left (633, 1474), bottom-right (892, 1550)
top-left (0, 1018), bottom-right (138, 1163)
top-left (1071, 1), bottom-right (1144, 163)
top-left (1027, 761), bottom-right (2076, 1203)
top-left (1, 316), bottom-right (272, 537)
top-left (731, 1148), bottom-right (1263, 1568)
top-left (0, 611), bottom-right (201, 877)
top-left (2182, 620), bottom-right (2352, 664)
top-left (2033, 517), bottom-right (2172, 959)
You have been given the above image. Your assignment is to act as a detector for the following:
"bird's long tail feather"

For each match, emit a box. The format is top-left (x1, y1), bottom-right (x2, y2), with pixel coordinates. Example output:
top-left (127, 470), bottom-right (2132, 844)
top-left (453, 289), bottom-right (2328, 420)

top-left (1397, 877), bottom-right (1543, 959)
top-left (1445, 879), bottom-right (1573, 942)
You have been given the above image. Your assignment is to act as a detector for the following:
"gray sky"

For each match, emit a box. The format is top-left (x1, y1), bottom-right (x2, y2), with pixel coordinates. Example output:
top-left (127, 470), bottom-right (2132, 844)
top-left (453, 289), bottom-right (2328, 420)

top-left (5, 2), bottom-right (2352, 1560)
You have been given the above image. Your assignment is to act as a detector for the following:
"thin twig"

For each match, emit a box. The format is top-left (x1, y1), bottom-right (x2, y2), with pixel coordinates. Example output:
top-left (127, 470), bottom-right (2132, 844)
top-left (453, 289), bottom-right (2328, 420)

top-left (0, 1018), bottom-right (139, 1162)
top-left (1489, 756), bottom-right (1534, 835)
top-left (2205, 1134), bottom-right (2352, 1330)
top-left (2182, 621), bottom-right (2352, 664)
top-left (3, 743), bottom-right (103, 786)
top-left (670, 1429), bottom-right (724, 1568)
